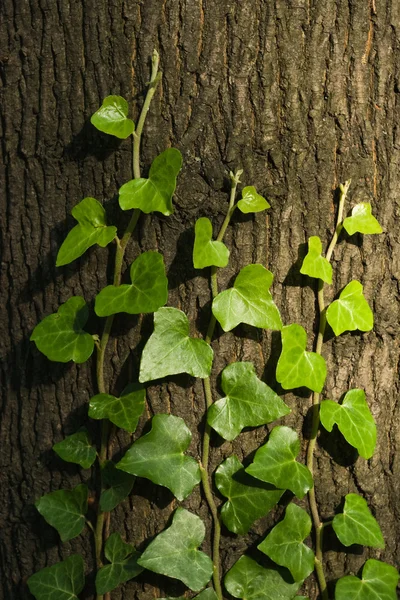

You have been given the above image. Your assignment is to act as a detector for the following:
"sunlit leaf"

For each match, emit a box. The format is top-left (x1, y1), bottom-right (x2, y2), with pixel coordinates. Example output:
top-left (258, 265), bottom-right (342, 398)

top-left (237, 186), bottom-right (270, 214)
top-left (343, 203), bottom-right (382, 236)
top-left (27, 555), bottom-right (85, 600)
top-left (91, 95), bottom-right (134, 138)
top-left (89, 384), bottom-right (146, 433)
top-left (326, 280), bottom-right (373, 337)
top-left (332, 493), bottom-right (384, 548)
top-left (53, 429), bottom-right (96, 469)
top-left (95, 533), bottom-right (143, 595)
top-left (100, 461), bottom-right (135, 512)
top-left (300, 236), bottom-right (332, 284)
top-left (335, 559), bottom-right (398, 600)
top-left (193, 217), bottom-right (230, 269)
top-left (35, 484), bottom-right (88, 542)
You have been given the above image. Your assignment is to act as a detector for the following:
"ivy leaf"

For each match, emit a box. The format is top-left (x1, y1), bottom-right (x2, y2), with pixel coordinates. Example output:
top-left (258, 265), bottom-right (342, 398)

top-left (326, 280), bottom-right (373, 337)
top-left (246, 426), bottom-right (313, 499)
top-left (343, 203), bottom-right (383, 236)
top-left (91, 95), bottom-right (135, 138)
top-left (215, 455), bottom-right (283, 534)
top-left (207, 362), bottom-right (290, 441)
top-left (35, 484), bottom-right (88, 542)
top-left (193, 217), bottom-right (230, 269)
top-left (117, 413), bottom-right (200, 501)
top-left (335, 559), bottom-right (398, 600)
top-left (212, 265), bottom-right (282, 332)
top-left (100, 461), bottom-right (135, 512)
top-left (119, 148), bottom-right (183, 215)
top-left (300, 236), bottom-right (332, 284)
top-left (160, 592), bottom-right (217, 600)
top-left (89, 384), bottom-right (146, 433)
top-left (139, 307), bottom-right (213, 382)
top-left (332, 493), bottom-right (384, 548)
top-left (27, 555), bottom-right (85, 600)
top-left (276, 324), bottom-right (327, 392)
top-left (258, 503), bottom-right (315, 582)
top-left (237, 186), bottom-right (270, 214)
top-left (53, 429), bottom-right (96, 469)
top-left (95, 251), bottom-right (168, 317)
top-left (30, 297), bottom-right (94, 363)
top-left (95, 533), bottom-right (143, 595)
top-left (138, 508), bottom-right (213, 591)
top-left (320, 389), bottom-right (376, 459)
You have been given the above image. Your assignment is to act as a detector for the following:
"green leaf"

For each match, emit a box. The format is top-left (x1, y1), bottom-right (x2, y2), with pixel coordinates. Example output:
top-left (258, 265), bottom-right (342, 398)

top-left (95, 533), bottom-right (143, 595)
top-left (91, 95), bottom-right (135, 139)
top-left (193, 217), bottom-right (230, 269)
top-left (335, 559), bottom-right (398, 600)
top-left (117, 413), bottom-right (200, 501)
top-left (300, 236), bottom-right (332, 284)
top-left (138, 508), bottom-right (213, 591)
top-left (139, 307), bottom-right (213, 382)
top-left (30, 297), bottom-right (94, 363)
top-left (35, 484), bottom-right (88, 542)
top-left (258, 503), bottom-right (314, 582)
top-left (89, 384), bottom-right (146, 433)
top-left (326, 280), bottom-right (373, 337)
top-left (119, 148), bottom-right (183, 215)
top-left (100, 461), bottom-right (135, 512)
top-left (53, 429), bottom-right (96, 469)
top-left (212, 265), bottom-right (282, 332)
top-left (320, 389), bottom-right (376, 459)
top-left (207, 362), bottom-right (290, 441)
top-left (56, 197), bottom-right (117, 267)
top-left (343, 203), bottom-right (383, 236)
top-left (27, 555), bottom-right (85, 600)
top-left (94, 251), bottom-right (168, 317)
top-left (332, 493), bottom-right (384, 548)
top-left (246, 426), bottom-right (313, 499)
top-left (194, 590), bottom-right (219, 600)
top-left (215, 455), bottom-right (283, 534)
top-left (237, 186), bottom-right (270, 214)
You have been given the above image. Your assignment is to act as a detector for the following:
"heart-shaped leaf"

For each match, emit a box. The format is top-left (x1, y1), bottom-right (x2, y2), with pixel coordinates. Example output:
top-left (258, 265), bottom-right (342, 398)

top-left (332, 493), bottom-right (384, 548)
top-left (139, 307), bottom-right (213, 382)
top-left (89, 384), bottom-right (145, 433)
top-left (237, 186), bottom-right (270, 214)
top-left (326, 280), bottom-right (373, 336)
top-left (119, 148), bottom-right (183, 215)
top-left (28, 555), bottom-right (85, 600)
top-left (100, 461), bottom-right (135, 512)
top-left (246, 426), bottom-right (313, 499)
top-left (258, 503), bottom-right (314, 582)
top-left (117, 413), bottom-right (200, 501)
top-left (91, 95), bottom-right (135, 138)
top-left (95, 533), bottom-right (143, 595)
top-left (212, 265), bottom-right (282, 332)
top-left (207, 362), bottom-right (290, 441)
top-left (30, 297), bottom-right (94, 363)
top-left (320, 389), bottom-right (376, 459)
top-left (138, 508), bottom-right (213, 591)
top-left (95, 251), bottom-right (168, 317)
top-left (276, 324), bottom-right (327, 392)
top-left (215, 455), bottom-right (283, 534)
top-left (335, 559), bottom-right (398, 600)
top-left (53, 429), bottom-right (96, 469)
top-left (300, 236), bottom-right (332, 284)
top-left (35, 484), bottom-right (88, 542)
top-left (193, 217), bottom-right (230, 269)
top-left (343, 203), bottom-right (382, 236)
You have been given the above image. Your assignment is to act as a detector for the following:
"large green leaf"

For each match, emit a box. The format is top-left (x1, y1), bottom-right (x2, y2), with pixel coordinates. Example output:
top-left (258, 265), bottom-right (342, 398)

top-left (95, 533), bottom-right (143, 595)
top-left (335, 559), bottom-right (398, 600)
top-left (100, 461), bottom-right (135, 512)
top-left (53, 429), bottom-right (96, 469)
top-left (117, 413), bottom-right (200, 501)
top-left (139, 307), bottom-right (213, 382)
top-left (27, 555), bottom-right (85, 600)
top-left (300, 236), bottom-right (332, 284)
top-left (91, 95), bottom-right (135, 138)
top-left (35, 484), bottom-right (88, 542)
top-left (343, 203), bottom-right (382, 236)
top-left (326, 280), bottom-right (373, 336)
top-left (30, 297), bottom-right (94, 363)
top-left (138, 508), bottom-right (213, 591)
top-left (119, 148), bottom-right (183, 215)
top-left (207, 362), bottom-right (290, 441)
top-left (89, 384), bottom-right (146, 433)
top-left (212, 265), bottom-right (282, 332)
top-left (215, 455), bottom-right (283, 534)
top-left (193, 217), bottom-right (230, 269)
top-left (237, 186), bottom-right (270, 214)
top-left (332, 493), bottom-right (384, 548)
top-left (246, 426), bottom-right (313, 499)
top-left (319, 389), bottom-right (376, 459)
top-left (258, 503), bottom-right (314, 582)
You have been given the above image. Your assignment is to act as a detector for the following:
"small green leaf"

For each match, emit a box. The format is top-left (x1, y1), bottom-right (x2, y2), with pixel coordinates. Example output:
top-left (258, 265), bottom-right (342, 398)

top-left (30, 297), bottom-right (94, 363)
top-left (35, 484), bottom-right (88, 542)
top-left (119, 148), bottom-right (183, 215)
top-left (332, 493), bottom-right (384, 548)
top-left (207, 362), bottom-right (290, 441)
top-left (343, 203), bottom-right (383, 236)
top-left (215, 455), bottom-right (283, 534)
top-left (212, 265), bottom-right (282, 332)
top-left (276, 324), bottom-right (327, 392)
top-left (300, 236), bottom-right (332, 284)
top-left (138, 508), bottom-right (213, 591)
top-left (100, 461), bottom-right (135, 512)
top-left (95, 533), bottom-right (143, 595)
top-left (258, 503), bottom-right (314, 582)
top-left (193, 217), bottom-right (230, 269)
top-left (246, 426), bottom-right (313, 499)
top-left (139, 307), bottom-right (213, 383)
top-left (89, 384), bottom-right (145, 433)
top-left (326, 280), bottom-right (373, 336)
top-left (320, 389), bottom-right (376, 459)
top-left (28, 555), bottom-right (85, 600)
top-left (335, 559), bottom-right (398, 600)
top-left (53, 429), bottom-right (96, 469)
top-left (194, 590), bottom-right (219, 600)
top-left (91, 95), bottom-right (135, 139)
top-left (95, 251), bottom-right (168, 317)
top-left (117, 413), bottom-right (200, 501)
top-left (237, 186), bottom-right (270, 214)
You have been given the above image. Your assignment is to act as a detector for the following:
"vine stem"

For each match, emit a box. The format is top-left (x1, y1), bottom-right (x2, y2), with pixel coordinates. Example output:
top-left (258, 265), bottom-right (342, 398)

top-left (306, 180), bottom-right (351, 600)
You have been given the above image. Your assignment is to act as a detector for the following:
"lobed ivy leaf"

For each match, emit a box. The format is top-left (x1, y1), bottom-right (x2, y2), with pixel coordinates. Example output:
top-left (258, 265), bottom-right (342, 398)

top-left (335, 559), bottom-right (398, 600)
top-left (89, 384), bottom-right (146, 433)
top-left (276, 324), bottom-right (327, 392)
top-left (91, 95), bottom-right (135, 138)
top-left (95, 251), bottom-right (168, 317)
top-left (27, 555), bottom-right (85, 600)
top-left (212, 265), bottom-right (282, 332)
top-left (246, 426), bottom-right (313, 499)
top-left (300, 236), bottom-right (332, 284)
top-left (193, 217), bottom-right (230, 269)
top-left (237, 186), bottom-right (270, 214)
top-left (207, 362), bottom-right (290, 441)
top-left (138, 508), bottom-right (213, 591)
top-left (332, 493), bottom-right (384, 548)
top-left (95, 533), bottom-right (143, 595)
top-left (35, 484), bottom-right (88, 542)
top-left (343, 203), bottom-right (383, 236)
top-left (319, 389), bottom-right (376, 459)
top-left (100, 461), bottom-right (135, 512)
top-left (117, 413), bottom-right (200, 501)
top-left (30, 297), bottom-right (94, 363)
top-left (139, 307), bottom-right (213, 382)
top-left (53, 429), bottom-right (96, 469)
top-left (119, 148), bottom-right (183, 215)
top-left (326, 280), bottom-right (373, 337)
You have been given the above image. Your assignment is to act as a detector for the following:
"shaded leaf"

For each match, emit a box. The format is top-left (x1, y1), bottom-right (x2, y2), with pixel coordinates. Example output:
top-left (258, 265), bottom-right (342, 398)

top-left (89, 384), bottom-right (145, 433)
top-left (35, 484), bottom-right (88, 542)
top-left (335, 559), bottom-right (398, 600)
top-left (300, 236), bottom-right (332, 284)
top-left (53, 429), bottom-right (96, 469)
top-left (332, 493), bottom-right (384, 548)
top-left (91, 95), bottom-right (134, 138)
top-left (100, 461), bottom-right (135, 512)
top-left (343, 203), bottom-right (382, 236)
top-left (326, 280), bottom-right (373, 337)
top-left (95, 533), bottom-right (143, 595)
top-left (27, 555), bottom-right (85, 600)
top-left (193, 217), bottom-right (229, 269)
top-left (237, 186), bottom-right (270, 214)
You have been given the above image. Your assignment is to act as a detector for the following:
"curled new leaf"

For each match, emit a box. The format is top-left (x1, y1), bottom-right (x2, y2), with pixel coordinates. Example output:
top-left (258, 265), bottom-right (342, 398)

top-left (27, 555), bottom-right (85, 600)
top-left (35, 484), bottom-right (88, 542)
top-left (335, 559), bottom-right (398, 600)
top-left (100, 461), bottom-right (135, 512)
top-left (95, 533), bottom-right (143, 595)
top-left (89, 384), bottom-right (146, 433)
top-left (343, 203), bottom-right (382, 236)
top-left (237, 186), bottom-right (270, 214)
top-left (300, 236), bottom-right (332, 284)
top-left (91, 95), bottom-right (135, 138)
top-left (193, 217), bottom-right (229, 269)
top-left (332, 493), bottom-right (384, 548)
top-left (53, 429), bottom-right (96, 469)
top-left (326, 280), bottom-right (373, 337)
